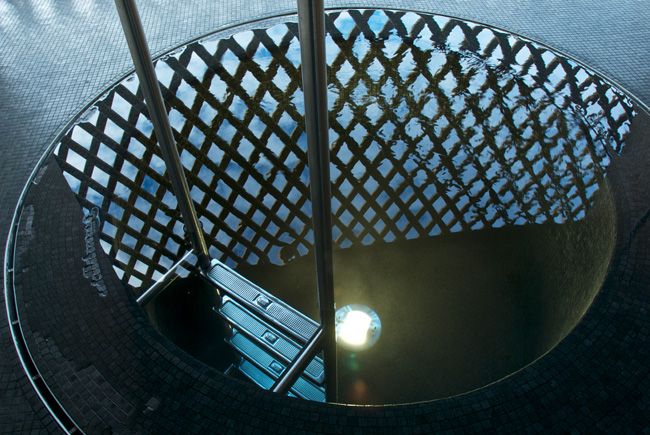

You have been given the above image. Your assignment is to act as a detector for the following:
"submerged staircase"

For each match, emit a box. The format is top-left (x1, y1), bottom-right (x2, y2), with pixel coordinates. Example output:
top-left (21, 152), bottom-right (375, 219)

top-left (138, 254), bottom-right (327, 401)
top-left (206, 261), bottom-right (326, 401)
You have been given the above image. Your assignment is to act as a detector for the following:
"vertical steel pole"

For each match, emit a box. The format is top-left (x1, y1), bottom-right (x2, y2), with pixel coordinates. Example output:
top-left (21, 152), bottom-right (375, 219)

top-left (296, 0), bottom-right (337, 402)
top-left (114, 0), bottom-right (211, 270)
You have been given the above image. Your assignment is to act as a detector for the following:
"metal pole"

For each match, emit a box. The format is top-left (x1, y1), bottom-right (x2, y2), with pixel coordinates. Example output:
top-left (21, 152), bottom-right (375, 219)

top-left (271, 328), bottom-right (323, 394)
top-left (296, 0), bottom-right (337, 402)
top-left (114, 0), bottom-right (211, 270)
top-left (137, 249), bottom-right (195, 306)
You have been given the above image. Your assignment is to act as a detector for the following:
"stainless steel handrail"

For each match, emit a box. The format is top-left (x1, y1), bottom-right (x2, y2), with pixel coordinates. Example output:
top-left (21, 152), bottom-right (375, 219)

top-left (136, 249), bottom-right (195, 306)
top-left (114, 0), bottom-right (211, 271)
top-left (296, 0), bottom-right (338, 402)
top-left (271, 328), bottom-right (323, 394)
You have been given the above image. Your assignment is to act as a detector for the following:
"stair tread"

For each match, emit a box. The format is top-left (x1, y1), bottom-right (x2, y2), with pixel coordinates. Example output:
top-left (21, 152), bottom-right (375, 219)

top-left (206, 261), bottom-right (318, 343)
top-left (218, 297), bottom-right (325, 384)
top-left (229, 333), bottom-right (325, 402)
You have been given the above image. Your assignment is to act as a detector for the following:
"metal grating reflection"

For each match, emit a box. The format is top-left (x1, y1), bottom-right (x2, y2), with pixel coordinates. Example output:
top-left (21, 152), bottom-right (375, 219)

top-left (53, 9), bottom-right (635, 291)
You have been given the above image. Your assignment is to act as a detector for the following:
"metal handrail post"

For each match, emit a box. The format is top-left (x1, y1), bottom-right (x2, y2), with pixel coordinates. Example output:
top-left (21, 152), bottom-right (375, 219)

top-left (137, 249), bottom-right (195, 306)
top-left (296, 0), bottom-right (337, 402)
top-left (114, 0), bottom-right (211, 270)
top-left (271, 328), bottom-right (323, 394)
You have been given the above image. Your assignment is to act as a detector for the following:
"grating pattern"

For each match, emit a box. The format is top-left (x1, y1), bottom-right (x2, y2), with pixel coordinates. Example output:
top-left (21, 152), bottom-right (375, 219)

top-left (52, 9), bottom-right (635, 291)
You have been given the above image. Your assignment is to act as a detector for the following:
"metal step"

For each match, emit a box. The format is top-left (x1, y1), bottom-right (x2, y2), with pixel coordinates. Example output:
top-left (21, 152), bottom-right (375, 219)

top-left (229, 333), bottom-right (325, 402)
top-left (205, 260), bottom-right (319, 343)
top-left (217, 296), bottom-right (325, 384)
top-left (237, 360), bottom-right (297, 398)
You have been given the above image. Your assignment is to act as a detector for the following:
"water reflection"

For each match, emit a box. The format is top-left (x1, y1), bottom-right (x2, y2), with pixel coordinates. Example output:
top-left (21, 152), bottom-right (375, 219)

top-left (53, 9), bottom-right (635, 291)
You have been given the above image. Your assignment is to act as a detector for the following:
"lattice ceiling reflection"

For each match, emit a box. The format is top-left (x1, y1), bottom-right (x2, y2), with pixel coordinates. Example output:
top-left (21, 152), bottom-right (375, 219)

top-left (54, 9), bottom-right (635, 291)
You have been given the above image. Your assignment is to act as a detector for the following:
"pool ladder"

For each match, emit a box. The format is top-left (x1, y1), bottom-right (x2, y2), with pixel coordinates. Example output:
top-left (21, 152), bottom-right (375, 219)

top-left (206, 261), bottom-right (326, 401)
top-left (137, 253), bottom-right (327, 401)
top-left (117, 0), bottom-right (336, 402)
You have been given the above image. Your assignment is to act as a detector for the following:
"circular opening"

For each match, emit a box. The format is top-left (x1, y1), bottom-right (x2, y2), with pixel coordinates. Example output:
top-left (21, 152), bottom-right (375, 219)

top-left (37, 9), bottom-right (634, 405)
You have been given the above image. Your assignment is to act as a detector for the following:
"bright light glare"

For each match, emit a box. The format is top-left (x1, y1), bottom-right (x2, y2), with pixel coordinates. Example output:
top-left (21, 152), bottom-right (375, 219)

top-left (338, 310), bottom-right (373, 347)
top-left (335, 304), bottom-right (381, 350)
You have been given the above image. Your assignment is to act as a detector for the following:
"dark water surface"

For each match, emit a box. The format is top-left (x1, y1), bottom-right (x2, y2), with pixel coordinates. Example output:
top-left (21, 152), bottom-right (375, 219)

top-left (240, 184), bottom-right (615, 404)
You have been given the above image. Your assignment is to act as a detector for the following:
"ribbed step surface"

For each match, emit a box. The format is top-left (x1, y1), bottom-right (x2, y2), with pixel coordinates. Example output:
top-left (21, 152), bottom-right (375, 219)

top-left (206, 261), bottom-right (318, 342)
top-left (205, 260), bottom-right (325, 401)
top-left (218, 297), bottom-right (324, 384)
top-left (229, 333), bottom-right (325, 402)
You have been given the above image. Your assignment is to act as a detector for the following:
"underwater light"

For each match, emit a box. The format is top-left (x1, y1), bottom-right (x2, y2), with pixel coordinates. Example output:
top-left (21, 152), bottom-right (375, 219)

top-left (335, 304), bottom-right (381, 350)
